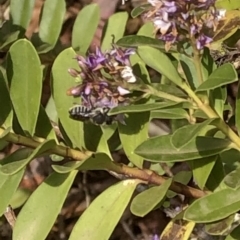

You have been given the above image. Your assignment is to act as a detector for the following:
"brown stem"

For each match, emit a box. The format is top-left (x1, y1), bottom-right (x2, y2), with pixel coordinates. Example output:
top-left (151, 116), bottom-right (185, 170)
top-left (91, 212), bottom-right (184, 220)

top-left (1, 127), bottom-right (208, 199)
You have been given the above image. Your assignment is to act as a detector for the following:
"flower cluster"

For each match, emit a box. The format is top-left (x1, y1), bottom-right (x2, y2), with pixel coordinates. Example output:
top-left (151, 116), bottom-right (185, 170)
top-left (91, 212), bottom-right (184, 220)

top-left (67, 45), bottom-right (136, 110)
top-left (143, 0), bottom-right (226, 50)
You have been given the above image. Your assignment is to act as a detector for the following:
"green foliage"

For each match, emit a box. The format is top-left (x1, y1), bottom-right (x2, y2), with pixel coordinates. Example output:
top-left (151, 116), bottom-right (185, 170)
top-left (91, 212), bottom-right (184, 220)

top-left (69, 180), bottom-right (138, 240)
top-left (0, 1), bottom-right (240, 240)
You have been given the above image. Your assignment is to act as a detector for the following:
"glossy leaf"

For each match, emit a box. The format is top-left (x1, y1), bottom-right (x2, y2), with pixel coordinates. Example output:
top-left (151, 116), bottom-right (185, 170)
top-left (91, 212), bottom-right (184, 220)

top-left (69, 180), bottom-right (138, 240)
top-left (13, 171), bottom-right (77, 240)
top-left (196, 63), bottom-right (238, 91)
top-left (10, 0), bottom-right (35, 29)
top-left (188, 156), bottom-right (217, 190)
top-left (38, 0), bottom-right (66, 52)
top-left (210, 87), bottom-right (226, 118)
top-left (101, 12), bottom-right (128, 52)
top-left (138, 46), bottom-right (183, 87)
top-left (131, 3), bottom-right (151, 18)
top-left (151, 108), bottom-right (189, 120)
top-left (10, 188), bottom-right (31, 209)
top-left (0, 169), bottom-right (24, 216)
top-left (201, 47), bottom-right (217, 79)
top-left (118, 112), bottom-right (149, 168)
top-left (236, 81), bottom-right (240, 135)
top-left (224, 167), bottom-right (240, 189)
top-left (171, 119), bottom-right (218, 149)
top-left (216, 0), bottom-right (240, 10)
top-left (226, 225), bottom-right (240, 240)
top-left (152, 84), bottom-right (187, 97)
top-left (135, 135), bottom-right (232, 162)
top-left (8, 39), bottom-right (42, 136)
top-left (52, 152), bottom-right (114, 173)
top-left (179, 53), bottom-right (199, 89)
top-left (35, 105), bottom-right (56, 140)
top-left (137, 22), bottom-right (155, 36)
top-left (52, 47), bottom-right (84, 149)
top-left (206, 156), bottom-right (226, 191)
top-left (72, 4), bottom-right (100, 53)
top-left (0, 21), bottom-right (22, 50)
top-left (117, 35), bottom-right (177, 53)
top-left (109, 102), bottom-right (183, 115)
top-left (205, 215), bottom-right (235, 236)
top-left (184, 187), bottom-right (240, 223)
top-left (0, 140), bottom-right (56, 175)
top-left (0, 70), bottom-right (11, 126)
top-left (130, 178), bottom-right (172, 217)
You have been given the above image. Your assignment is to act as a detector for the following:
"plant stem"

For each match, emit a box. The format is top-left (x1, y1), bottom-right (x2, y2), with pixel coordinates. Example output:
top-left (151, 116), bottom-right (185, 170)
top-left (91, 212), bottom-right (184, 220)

top-left (0, 127), bottom-right (207, 199)
top-left (191, 37), bottom-right (204, 85)
top-left (181, 83), bottom-right (240, 148)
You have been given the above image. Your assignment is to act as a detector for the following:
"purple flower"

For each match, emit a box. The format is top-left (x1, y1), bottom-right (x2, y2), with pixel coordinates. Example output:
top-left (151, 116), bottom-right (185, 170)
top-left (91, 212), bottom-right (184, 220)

top-left (163, 1), bottom-right (178, 13)
top-left (196, 34), bottom-right (212, 49)
top-left (153, 18), bottom-right (172, 34)
top-left (110, 46), bottom-right (135, 65)
top-left (152, 234), bottom-right (160, 240)
top-left (159, 32), bottom-right (177, 43)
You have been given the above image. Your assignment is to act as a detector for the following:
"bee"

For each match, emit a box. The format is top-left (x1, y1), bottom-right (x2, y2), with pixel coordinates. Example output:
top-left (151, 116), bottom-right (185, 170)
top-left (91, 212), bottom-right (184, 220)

top-left (69, 105), bottom-right (114, 125)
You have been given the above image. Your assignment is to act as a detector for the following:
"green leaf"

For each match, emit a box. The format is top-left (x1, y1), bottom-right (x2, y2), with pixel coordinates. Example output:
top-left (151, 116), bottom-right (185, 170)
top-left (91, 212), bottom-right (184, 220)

top-left (72, 4), bottom-right (100, 53)
top-left (205, 215), bottom-right (235, 235)
top-left (101, 12), bottom-right (128, 52)
top-left (236, 81), bottom-right (240, 135)
top-left (224, 167), bottom-right (240, 189)
top-left (117, 35), bottom-right (177, 53)
top-left (201, 47), bottom-right (217, 80)
top-left (13, 171), bottom-right (77, 240)
top-left (0, 169), bottom-right (24, 216)
top-left (0, 140), bottom-right (56, 175)
top-left (137, 22), bottom-right (155, 36)
top-left (69, 180), bottom-right (138, 240)
top-left (10, 188), bottom-right (31, 209)
top-left (152, 83), bottom-right (187, 97)
top-left (118, 112), bottom-right (149, 168)
top-left (226, 225), bottom-right (240, 240)
top-left (179, 53), bottom-right (199, 89)
top-left (52, 47), bottom-right (84, 149)
top-left (210, 87), bottom-right (226, 118)
top-left (151, 108), bottom-right (189, 120)
top-left (7, 39), bottom-right (42, 136)
top-left (0, 69), bottom-right (12, 126)
top-left (38, 0), bottom-right (66, 52)
top-left (35, 105), bottom-right (56, 140)
top-left (196, 63), bottom-right (238, 91)
top-left (109, 102), bottom-right (183, 115)
top-left (0, 21), bottom-right (22, 51)
top-left (138, 46), bottom-right (183, 87)
top-left (167, 171), bottom-right (192, 198)
top-left (52, 152), bottom-right (114, 173)
top-left (130, 178), bottom-right (172, 217)
top-left (45, 96), bottom-right (58, 122)
top-left (216, 0), bottom-right (240, 10)
top-left (131, 3), bottom-right (151, 18)
top-left (10, 0), bottom-right (35, 29)
top-left (135, 135), bottom-right (232, 162)
top-left (206, 156), bottom-right (226, 191)
top-left (184, 187), bottom-right (240, 223)
top-left (188, 156), bottom-right (217, 190)
top-left (171, 119), bottom-right (218, 149)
